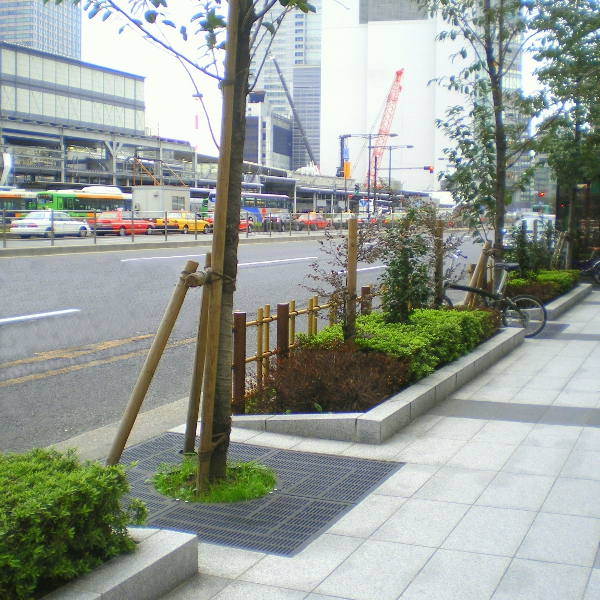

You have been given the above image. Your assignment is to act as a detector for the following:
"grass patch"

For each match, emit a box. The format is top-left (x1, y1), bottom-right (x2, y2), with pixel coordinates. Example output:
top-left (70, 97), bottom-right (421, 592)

top-left (148, 454), bottom-right (277, 503)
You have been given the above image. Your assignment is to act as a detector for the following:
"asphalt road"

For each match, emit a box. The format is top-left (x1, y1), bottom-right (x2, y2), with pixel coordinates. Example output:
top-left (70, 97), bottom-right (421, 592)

top-left (0, 230), bottom-right (482, 454)
top-left (1, 235), bottom-right (398, 453)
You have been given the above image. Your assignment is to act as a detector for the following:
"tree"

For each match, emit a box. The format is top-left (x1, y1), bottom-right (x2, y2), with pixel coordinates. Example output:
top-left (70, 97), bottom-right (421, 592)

top-left (532, 0), bottom-right (600, 262)
top-left (419, 0), bottom-right (539, 272)
top-left (62, 0), bottom-right (315, 481)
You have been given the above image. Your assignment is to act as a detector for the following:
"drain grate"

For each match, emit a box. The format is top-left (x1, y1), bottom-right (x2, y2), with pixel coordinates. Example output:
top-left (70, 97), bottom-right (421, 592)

top-left (121, 433), bottom-right (403, 556)
top-left (534, 322), bottom-right (569, 339)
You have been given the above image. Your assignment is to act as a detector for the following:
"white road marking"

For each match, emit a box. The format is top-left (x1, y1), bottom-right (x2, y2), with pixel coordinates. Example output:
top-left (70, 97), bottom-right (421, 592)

top-left (239, 257), bottom-right (318, 267)
top-left (0, 309), bottom-right (81, 325)
top-left (121, 254), bottom-right (206, 262)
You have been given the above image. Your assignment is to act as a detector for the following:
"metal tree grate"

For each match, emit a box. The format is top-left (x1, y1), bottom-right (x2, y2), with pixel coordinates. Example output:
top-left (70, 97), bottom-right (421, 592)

top-left (121, 432), bottom-right (403, 556)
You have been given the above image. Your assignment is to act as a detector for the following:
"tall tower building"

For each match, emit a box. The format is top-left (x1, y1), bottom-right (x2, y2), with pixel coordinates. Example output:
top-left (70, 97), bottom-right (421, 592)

top-left (0, 0), bottom-right (81, 60)
top-left (251, 0), bottom-right (322, 171)
top-left (321, 0), bottom-right (525, 194)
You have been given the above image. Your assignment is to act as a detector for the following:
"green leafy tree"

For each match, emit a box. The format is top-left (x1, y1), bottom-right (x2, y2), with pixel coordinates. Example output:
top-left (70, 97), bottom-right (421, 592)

top-left (532, 0), bottom-right (600, 263)
top-left (52, 0), bottom-right (315, 480)
top-left (419, 0), bottom-right (539, 273)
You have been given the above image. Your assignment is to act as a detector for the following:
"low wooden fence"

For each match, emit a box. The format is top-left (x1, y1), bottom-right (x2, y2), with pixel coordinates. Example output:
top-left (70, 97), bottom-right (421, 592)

top-left (231, 285), bottom-right (374, 414)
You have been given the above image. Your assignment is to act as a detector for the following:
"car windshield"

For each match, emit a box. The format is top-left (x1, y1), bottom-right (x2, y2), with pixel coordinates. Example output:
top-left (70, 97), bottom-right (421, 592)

top-left (25, 212), bottom-right (52, 220)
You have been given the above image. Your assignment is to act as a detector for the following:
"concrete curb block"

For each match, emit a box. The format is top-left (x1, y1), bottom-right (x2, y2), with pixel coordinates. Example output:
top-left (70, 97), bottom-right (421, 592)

top-left (42, 528), bottom-right (198, 600)
top-left (545, 283), bottom-right (592, 321)
top-left (233, 327), bottom-right (525, 444)
top-left (0, 232), bottom-right (327, 258)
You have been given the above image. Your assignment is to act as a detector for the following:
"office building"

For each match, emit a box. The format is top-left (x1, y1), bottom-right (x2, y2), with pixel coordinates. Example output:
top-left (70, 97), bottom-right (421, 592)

top-left (320, 0), bottom-right (526, 194)
top-left (251, 0), bottom-right (322, 171)
top-left (0, 0), bottom-right (81, 60)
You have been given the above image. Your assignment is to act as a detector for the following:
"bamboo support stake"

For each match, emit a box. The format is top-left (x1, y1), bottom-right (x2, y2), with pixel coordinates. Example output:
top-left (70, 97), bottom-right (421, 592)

top-left (106, 259), bottom-right (199, 465)
top-left (463, 241), bottom-right (491, 307)
top-left (307, 297), bottom-right (314, 336)
top-left (277, 303), bottom-right (290, 362)
top-left (312, 296), bottom-right (319, 334)
top-left (256, 307), bottom-right (264, 387)
top-left (263, 304), bottom-right (271, 379)
top-left (346, 216), bottom-right (358, 349)
top-left (183, 254), bottom-right (212, 454)
top-left (434, 219), bottom-right (444, 306)
top-left (195, 0), bottom-right (240, 495)
top-left (289, 300), bottom-right (296, 347)
top-left (232, 311), bottom-right (247, 415)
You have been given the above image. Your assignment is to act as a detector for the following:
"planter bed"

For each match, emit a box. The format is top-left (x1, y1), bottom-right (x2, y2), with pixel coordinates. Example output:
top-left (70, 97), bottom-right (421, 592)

top-left (234, 327), bottom-right (525, 444)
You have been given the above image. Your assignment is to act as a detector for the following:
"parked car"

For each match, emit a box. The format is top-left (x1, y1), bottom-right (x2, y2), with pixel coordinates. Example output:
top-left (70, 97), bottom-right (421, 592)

top-left (152, 211), bottom-right (208, 234)
top-left (329, 212), bottom-right (356, 230)
top-left (295, 213), bottom-right (331, 231)
top-left (203, 209), bottom-right (254, 233)
top-left (261, 212), bottom-right (302, 232)
top-left (9, 211), bottom-right (91, 238)
top-left (356, 215), bottom-right (379, 228)
top-left (90, 211), bottom-right (156, 236)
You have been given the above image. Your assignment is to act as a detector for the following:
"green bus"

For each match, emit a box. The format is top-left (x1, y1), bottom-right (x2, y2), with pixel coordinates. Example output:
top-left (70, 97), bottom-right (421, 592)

top-left (35, 188), bottom-right (131, 218)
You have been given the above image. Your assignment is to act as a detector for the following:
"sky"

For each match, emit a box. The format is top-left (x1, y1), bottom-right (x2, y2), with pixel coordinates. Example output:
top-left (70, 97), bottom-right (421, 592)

top-left (81, 7), bottom-right (225, 156)
top-left (80, 5), bottom-right (542, 166)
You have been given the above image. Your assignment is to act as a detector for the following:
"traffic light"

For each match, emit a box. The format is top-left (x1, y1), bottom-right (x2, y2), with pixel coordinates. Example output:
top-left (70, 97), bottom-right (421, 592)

top-left (538, 191), bottom-right (546, 197)
top-left (354, 183), bottom-right (360, 193)
top-left (343, 161), bottom-right (351, 179)
top-left (424, 166), bottom-right (434, 173)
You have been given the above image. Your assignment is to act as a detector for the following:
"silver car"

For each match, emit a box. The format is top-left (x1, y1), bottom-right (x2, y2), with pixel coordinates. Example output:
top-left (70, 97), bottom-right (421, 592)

top-left (9, 211), bottom-right (91, 238)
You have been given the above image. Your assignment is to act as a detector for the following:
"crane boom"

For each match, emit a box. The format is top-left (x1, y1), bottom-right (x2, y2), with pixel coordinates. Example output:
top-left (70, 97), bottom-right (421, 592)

top-left (366, 69), bottom-right (404, 187)
top-left (270, 54), bottom-right (319, 169)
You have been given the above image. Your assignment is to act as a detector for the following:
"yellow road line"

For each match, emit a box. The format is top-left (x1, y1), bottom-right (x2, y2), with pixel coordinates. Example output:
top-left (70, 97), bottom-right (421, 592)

top-left (0, 337), bottom-right (194, 388)
top-left (0, 335), bottom-right (154, 368)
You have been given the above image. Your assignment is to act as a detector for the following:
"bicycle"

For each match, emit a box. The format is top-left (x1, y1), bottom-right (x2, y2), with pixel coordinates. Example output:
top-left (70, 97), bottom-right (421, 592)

top-left (442, 262), bottom-right (547, 338)
top-left (571, 247), bottom-right (600, 284)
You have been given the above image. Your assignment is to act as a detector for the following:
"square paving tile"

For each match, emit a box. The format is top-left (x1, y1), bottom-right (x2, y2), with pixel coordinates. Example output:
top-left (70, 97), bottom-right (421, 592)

top-left (521, 423), bottom-right (583, 449)
top-left (421, 417), bottom-right (486, 441)
top-left (476, 471), bottom-right (556, 511)
top-left (238, 533), bottom-right (363, 592)
top-left (561, 450), bottom-right (600, 480)
top-left (516, 513), bottom-right (600, 567)
top-left (472, 420), bottom-right (535, 445)
top-left (446, 440), bottom-right (517, 471)
top-left (211, 580), bottom-right (308, 599)
top-left (542, 477), bottom-right (600, 518)
top-left (441, 505), bottom-right (535, 557)
top-left (574, 428), bottom-right (600, 451)
top-left (314, 540), bottom-right (434, 600)
top-left (414, 466), bottom-right (496, 504)
top-left (395, 437), bottom-right (466, 466)
top-left (492, 558), bottom-right (590, 600)
top-left (371, 498), bottom-right (469, 547)
top-left (502, 445), bottom-right (571, 477)
top-left (375, 463), bottom-right (440, 498)
top-left (400, 549), bottom-right (510, 600)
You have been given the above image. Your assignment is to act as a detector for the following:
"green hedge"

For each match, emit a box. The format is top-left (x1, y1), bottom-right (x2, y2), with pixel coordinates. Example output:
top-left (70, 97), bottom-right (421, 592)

top-left (507, 270), bottom-right (580, 302)
top-left (0, 448), bottom-right (146, 600)
top-left (298, 308), bottom-right (499, 381)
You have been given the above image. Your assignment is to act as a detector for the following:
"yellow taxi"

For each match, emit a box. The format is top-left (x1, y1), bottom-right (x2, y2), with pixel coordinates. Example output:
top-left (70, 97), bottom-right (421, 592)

top-left (153, 211), bottom-right (212, 234)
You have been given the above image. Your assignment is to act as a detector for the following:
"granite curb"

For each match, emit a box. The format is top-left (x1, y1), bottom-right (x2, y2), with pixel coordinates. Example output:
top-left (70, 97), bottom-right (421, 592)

top-left (544, 282), bottom-right (592, 320)
top-left (42, 528), bottom-right (198, 600)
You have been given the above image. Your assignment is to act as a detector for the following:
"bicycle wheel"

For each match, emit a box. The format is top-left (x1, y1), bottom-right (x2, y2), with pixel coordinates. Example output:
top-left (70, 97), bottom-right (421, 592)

top-left (593, 263), bottom-right (600, 285)
top-left (503, 294), bottom-right (547, 338)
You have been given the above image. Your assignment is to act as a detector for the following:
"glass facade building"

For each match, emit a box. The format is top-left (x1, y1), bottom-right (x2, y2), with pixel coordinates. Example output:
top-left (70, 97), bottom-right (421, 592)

top-left (250, 0), bottom-right (322, 170)
top-left (0, 42), bottom-right (145, 136)
top-left (0, 0), bottom-right (81, 60)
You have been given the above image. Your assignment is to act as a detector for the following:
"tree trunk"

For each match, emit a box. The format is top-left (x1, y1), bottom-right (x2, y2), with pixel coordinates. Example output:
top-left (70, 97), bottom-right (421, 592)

top-left (209, 0), bottom-right (254, 480)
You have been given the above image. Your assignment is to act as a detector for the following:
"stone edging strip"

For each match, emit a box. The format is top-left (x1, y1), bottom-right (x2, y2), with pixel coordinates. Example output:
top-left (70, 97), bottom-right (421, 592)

top-left (545, 282), bottom-right (592, 320)
top-left (42, 528), bottom-right (198, 600)
top-left (233, 327), bottom-right (525, 445)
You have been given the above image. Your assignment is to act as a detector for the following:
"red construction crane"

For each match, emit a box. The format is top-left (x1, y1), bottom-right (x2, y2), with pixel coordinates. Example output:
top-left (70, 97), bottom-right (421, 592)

top-left (365, 69), bottom-right (404, 188)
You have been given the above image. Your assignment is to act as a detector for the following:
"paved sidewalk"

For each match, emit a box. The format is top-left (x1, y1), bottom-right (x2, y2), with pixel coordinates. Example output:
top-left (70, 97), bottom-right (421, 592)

top-left (163, 290), bottom-right (600, 600)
